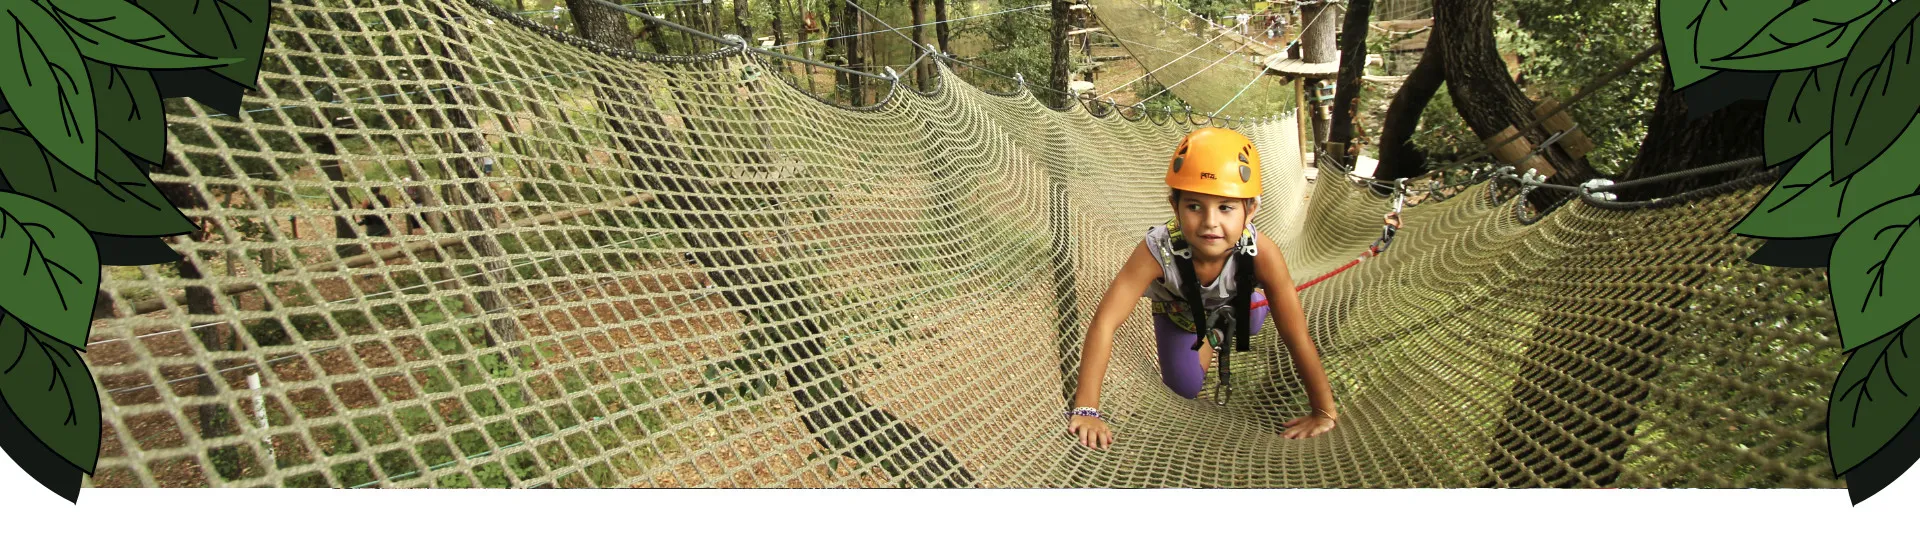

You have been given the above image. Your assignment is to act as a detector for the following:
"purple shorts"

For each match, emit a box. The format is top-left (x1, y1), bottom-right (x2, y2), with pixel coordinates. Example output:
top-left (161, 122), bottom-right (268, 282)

top-left (1153, 292), bottom-right (1269, 399)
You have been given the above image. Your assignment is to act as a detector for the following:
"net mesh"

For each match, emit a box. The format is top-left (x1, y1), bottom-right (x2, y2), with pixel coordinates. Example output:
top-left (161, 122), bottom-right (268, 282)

top-left (1085, 0), bottom-right (1294, 119)
top-left (79, 0), bottom-right (1841, 489)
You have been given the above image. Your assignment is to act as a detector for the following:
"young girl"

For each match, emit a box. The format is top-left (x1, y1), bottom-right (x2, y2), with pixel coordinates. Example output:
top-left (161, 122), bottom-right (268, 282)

top-left (1065, 128), bottom-right (1339, 449)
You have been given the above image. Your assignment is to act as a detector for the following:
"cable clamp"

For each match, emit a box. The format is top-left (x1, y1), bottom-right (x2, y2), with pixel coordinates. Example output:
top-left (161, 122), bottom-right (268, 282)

top-left (1582, 178), bottom-right (1618, 201)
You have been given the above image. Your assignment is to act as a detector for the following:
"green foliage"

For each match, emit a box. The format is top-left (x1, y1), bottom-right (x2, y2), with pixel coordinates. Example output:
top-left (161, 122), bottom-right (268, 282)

top-left (0, 310), bottom-right (99, 473)
top-left (0, 115), bottom-right (197, 237)
top-left (1411, 83), bottom-right (1478, 161)
top-left (1831, 1), bottom-right (1920, 182)
top-left (0, 1), bottom-right (97, 177)
top-left (1733, 124), bottom-right (1920, 240)
top-left (1764, 62), bottom-right (1840, 165)
top-left (0, 0), bottom-right (269, 502)
top-left (1831, 194), bottom-right (1920, 351)
top-left (1679, 0), bottom-right (1920, 498)
top-left (1502, 0), bottom-right (1661, 177)
top-left (1828, 319), bottom-right (1920, 475)
top-left (0, 191), bottom-right (98, 349)
top-left (50, 1), bottom-right (235, 69)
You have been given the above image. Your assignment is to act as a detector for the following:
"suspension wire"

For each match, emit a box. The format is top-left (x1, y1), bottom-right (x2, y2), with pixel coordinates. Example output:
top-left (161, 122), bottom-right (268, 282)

top-left (1092, 28), bottom-right (1230, 101)
top-left (585, 0), bottom-right (892, 82)
top-left (1134, 40), bottom-right (1250, 104)
top-left (844, 0), bottom-right (922, 50)
top-left (1093, 0), bottom-right (1331, 112)
top-left (771, 4), bottom-right (1049, 49)
top-left (1202, 3), bottom-right (1336, 117)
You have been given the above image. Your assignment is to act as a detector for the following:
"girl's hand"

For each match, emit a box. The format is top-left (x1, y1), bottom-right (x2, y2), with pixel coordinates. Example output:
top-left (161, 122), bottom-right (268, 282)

top-left (1280, 412), bottom-right (1337, 439)
top-left (1067, 415), bottom-right (1113, 450)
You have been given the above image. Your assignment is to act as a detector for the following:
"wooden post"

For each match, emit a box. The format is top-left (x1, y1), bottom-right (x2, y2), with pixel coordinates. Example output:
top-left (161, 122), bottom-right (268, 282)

top-left (1296, 78), bottom-right (1309, 170)
top-left (1531, 98), bottom-right (1594, 159)
top-left (1486, 125), bottom-right (1556, 178)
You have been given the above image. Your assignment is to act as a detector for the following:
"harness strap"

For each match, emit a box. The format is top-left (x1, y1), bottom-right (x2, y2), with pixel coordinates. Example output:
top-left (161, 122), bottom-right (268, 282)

top-left (1166, 222), bottom-right (1211, 352)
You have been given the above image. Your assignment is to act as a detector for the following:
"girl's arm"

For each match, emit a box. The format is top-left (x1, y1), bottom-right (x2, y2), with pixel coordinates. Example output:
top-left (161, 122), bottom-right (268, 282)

top-left (1071, 241), bottom-right (1164, 413)
top-left (1251, 231), bottom-right (1339, 436)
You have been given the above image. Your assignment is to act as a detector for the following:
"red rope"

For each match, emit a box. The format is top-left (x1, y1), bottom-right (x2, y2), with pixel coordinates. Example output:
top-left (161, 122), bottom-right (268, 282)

top-left (1294, 246), bottom-right (1379, 292)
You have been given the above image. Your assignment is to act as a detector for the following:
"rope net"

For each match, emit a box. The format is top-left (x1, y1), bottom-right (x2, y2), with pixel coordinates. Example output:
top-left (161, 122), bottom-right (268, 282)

top-left (1086, 0), bottom-right (1294, 118)
top-left (80, 0), bottom-right (1840, 489)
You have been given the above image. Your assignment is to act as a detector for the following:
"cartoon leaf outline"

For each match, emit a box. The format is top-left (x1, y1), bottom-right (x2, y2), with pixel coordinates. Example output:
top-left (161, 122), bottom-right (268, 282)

top-left (1831, 0), bottom-right (1920, 182)
top-left (0, 0), bottom-right (97, 178)
top-left (48, 0), bottom-right (236, 70)
top-left (1734, 121), bottom-right (1920, 240)
top-left (0, 191), bottom-right (99, 350)
top-left (0, 309), bottom-right (99, 476)
top-left (1832, 194), bottom-right (1920, 351)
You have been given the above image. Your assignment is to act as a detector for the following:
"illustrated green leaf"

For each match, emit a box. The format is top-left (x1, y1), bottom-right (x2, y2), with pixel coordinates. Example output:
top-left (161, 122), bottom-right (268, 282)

top-left (1660, 0), bottom-right (1793, 89)
top-left (1765, 62), bottom-right (1841, 165)
top-left (1736, 119), bottom-right (1920, 239)
top-left (1832, 195), bottom-right (1920, 350)
top-left (1828, 317), bottom-right (1920, 476)
top-left (0, 191), bottom-right (98, 349)
top-left (133, 0), bottom-right (269, 89)
top-left (49, 0), bottom-right (235, 69)
top-left (1832, 0), bottom-right (1920, 183)
top-left (0, 114), bottom-right (194, 237)
top-left (1705, 0), bottom-right (1887, 72)
top-left (0, 309), bottom-right (99, 474)
top-left (86, 59), bottom-right (164, 165)
top-left (0, 0), bottom-right (96, 178)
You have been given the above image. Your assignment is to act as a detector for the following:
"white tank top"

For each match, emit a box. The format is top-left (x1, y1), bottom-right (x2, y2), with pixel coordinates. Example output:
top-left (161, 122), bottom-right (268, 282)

top-left (1140, 223), bottom-right (1256, 321)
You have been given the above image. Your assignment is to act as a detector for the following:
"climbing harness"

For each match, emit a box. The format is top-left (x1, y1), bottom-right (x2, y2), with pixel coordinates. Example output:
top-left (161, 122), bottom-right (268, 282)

top-left (1161, 219), bottom-right (1260, 406)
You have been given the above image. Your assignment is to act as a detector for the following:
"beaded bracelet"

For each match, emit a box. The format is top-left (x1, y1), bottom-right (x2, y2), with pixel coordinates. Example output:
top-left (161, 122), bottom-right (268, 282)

top-left (1065, 407), bottom-right (1104, 421)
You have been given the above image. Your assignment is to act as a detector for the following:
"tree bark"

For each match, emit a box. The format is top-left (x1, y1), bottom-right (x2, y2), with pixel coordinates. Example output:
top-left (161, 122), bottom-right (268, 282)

top-left (564, 0), bottom-right (633, 48)
top-left (912, 0), bottom-right (930, 91)
top-left (1048, 0), bottom-right (1071, 108)
top-left (839, 0), bottom-right (864, 103)
top-left (424, 4), bottom-right (524, 352)
top-left (771, 0), bottom-right (785, 45)
top-left (1327, 0), bottom-right (1374, 168)
top-left (1375, 39), bottom-right (1445, 181)
top-left (1618, 70), bottom-right (1768, 200)
top-left (1300, 4), bottom-right (1337, 152)
top-left (935, 0), bottom-right (950, 54)
top-left (735, 0), bottom-right (751, 40)
top-left (1433, 0), bottom-right (1596, 194)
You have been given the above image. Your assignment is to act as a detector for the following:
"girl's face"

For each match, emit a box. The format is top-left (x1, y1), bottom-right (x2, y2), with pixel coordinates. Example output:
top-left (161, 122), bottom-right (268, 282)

top-left (1171, 190), bottom-right (1255, 260)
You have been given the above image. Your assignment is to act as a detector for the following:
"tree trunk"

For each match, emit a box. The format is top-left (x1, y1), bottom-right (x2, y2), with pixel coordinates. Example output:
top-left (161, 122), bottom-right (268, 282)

top-left (564, 0), bottom-right (633, 48)
top-left (1618, 70), bottom-right (1768, 200)
top-left (1375, 41), bottom-right (1445, 181)
top-left (1048, 0), bottom-right (1071, 108)
top-left (1327, 0), bottom-right (1374, 168)
top-left (1300, 4), bottom-right (1337, 152)
top-left (735, 0), bottom-right (751, 40)
top-left (1433, 0), bottom-right (1596, 194)
top-left (912, 0), bottom-right (929, 91)
top-left (423, 4), bottom-right (524, 352)
top-left (840, 0), bottom-right (864, 103)
top-left (771, 0), bottom-right (785, 45)
top-left (935, 0), bottom-right (950, 53)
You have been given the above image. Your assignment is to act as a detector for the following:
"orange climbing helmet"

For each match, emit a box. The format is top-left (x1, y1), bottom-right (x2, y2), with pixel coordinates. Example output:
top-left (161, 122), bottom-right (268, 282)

top-left (1165, 127), bottom-right (1262, 199)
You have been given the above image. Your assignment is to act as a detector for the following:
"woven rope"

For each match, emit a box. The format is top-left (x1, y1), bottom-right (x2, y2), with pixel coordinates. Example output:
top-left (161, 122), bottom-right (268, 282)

top-left (77, 0), bottom-right (1840, 489)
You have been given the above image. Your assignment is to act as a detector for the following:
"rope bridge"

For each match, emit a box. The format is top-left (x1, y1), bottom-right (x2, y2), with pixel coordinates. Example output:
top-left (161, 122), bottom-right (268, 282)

top-left (78, 0), bottom-right (1841, 489)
